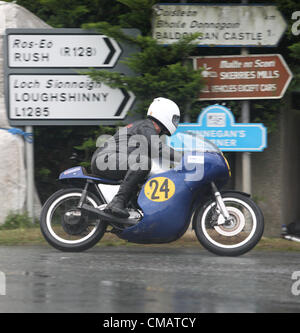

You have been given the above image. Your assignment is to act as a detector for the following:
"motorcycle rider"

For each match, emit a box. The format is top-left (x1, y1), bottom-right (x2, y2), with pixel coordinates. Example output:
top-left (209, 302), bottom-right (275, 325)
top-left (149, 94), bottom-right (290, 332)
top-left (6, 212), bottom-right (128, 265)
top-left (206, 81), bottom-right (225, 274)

top-left (91, 97), bottom-right (181, 218)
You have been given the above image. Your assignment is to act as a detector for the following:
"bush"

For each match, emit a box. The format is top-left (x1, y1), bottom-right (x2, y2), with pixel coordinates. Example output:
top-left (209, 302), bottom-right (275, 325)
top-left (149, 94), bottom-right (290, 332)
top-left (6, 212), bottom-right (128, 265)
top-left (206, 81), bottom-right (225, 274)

top-left (0, 212), bottom-right (38, 230)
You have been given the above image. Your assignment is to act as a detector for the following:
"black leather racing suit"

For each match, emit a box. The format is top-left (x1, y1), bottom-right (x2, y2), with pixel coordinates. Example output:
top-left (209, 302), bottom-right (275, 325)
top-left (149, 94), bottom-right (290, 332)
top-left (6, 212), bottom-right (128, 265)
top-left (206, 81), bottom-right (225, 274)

top-left (91, 118), bottom-right (180, 181)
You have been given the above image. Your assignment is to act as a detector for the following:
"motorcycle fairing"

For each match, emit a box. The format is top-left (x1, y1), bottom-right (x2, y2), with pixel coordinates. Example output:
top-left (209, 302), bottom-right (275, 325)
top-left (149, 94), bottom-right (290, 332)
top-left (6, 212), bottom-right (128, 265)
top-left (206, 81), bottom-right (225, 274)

top-left (119, 151), bottom-right (229, 244)
top-left (120, 168), bottom-right (194, 244)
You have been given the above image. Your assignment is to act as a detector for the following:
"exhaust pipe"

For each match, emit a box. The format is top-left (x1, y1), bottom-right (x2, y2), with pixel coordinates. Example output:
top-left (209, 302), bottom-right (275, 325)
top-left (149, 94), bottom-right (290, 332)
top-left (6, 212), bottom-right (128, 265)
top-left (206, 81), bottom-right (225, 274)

top-left (81, 204), bottom-right (138, 226)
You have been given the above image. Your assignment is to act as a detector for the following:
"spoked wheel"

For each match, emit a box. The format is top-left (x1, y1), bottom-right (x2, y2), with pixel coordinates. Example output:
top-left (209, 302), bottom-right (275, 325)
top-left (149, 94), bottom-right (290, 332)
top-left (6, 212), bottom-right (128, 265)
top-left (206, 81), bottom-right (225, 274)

top-left (40, 188), bottom-right (107, 252)
top-left (195, 192), bottom-right (264, 256)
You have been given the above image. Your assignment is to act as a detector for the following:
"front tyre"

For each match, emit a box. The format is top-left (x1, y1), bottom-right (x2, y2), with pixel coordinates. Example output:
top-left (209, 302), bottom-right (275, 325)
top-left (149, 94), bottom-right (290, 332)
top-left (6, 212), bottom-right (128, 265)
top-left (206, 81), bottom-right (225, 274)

top-left (195, 192), bottom-right (264, 256)
top-left (40, 188), bottom-right (107, 252)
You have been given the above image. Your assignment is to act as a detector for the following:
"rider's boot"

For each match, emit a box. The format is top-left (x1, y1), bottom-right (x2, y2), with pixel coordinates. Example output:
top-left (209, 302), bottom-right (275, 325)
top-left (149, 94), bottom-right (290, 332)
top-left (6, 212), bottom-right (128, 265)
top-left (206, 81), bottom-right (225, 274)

top-left (105, 169), bottom-right (149, 219)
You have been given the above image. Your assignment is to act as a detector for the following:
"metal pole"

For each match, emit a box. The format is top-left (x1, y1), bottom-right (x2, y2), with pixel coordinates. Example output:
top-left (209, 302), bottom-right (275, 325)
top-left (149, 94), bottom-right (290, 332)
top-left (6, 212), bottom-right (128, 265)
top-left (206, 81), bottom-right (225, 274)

top-left (180, 0), bottom-right (191, 123)
top-left (241, 97), bottom-right (252, 194)
top-left (179, 0), bottom-right (189, 121)
top-left (241, 0), bottom-right (252, 194)
top-left (25, 125), bottom-right (34, 221)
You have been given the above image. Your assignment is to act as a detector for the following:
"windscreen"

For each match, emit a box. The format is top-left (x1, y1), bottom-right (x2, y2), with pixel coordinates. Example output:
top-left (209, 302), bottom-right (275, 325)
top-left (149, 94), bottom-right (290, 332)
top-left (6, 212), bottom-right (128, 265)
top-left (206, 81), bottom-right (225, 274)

top-left (167, 131), bottom-right (222, 153)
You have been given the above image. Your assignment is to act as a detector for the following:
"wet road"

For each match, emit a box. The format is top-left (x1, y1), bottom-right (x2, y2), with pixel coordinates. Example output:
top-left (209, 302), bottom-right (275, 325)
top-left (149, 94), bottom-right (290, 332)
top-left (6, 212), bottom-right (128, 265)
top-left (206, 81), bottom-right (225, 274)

top-left (0, 245), bottom-right (299, 313)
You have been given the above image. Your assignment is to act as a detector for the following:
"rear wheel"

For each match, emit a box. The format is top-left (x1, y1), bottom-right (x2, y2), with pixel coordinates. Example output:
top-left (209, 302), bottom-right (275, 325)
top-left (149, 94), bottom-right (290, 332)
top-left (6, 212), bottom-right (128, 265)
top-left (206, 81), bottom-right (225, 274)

top-left (194, 192), bottom-right (264, 256)
top-left (40, 188), bottom-right (107, 252)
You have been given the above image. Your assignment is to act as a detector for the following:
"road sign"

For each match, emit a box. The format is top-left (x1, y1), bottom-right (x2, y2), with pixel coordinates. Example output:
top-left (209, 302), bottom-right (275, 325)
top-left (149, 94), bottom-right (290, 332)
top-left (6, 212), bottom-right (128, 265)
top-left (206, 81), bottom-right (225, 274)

top-left (4, 29), bottom-right (140, 125)
top-left (7, 34), bottom-right (122, 68)
top-left (193, 54), bottom-right (293, 100)
top-left (168, 105), bottom-right (267, 152)
top-left (152, 4), bottom-right (287, 47)
top-left (8, 75), bottom-right (135, 122)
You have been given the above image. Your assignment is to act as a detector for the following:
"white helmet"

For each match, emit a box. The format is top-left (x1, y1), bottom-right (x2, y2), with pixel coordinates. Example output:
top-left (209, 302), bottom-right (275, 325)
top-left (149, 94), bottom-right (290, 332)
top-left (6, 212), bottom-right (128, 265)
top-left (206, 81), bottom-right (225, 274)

top-left (147, 97), bottom-right (180, 135)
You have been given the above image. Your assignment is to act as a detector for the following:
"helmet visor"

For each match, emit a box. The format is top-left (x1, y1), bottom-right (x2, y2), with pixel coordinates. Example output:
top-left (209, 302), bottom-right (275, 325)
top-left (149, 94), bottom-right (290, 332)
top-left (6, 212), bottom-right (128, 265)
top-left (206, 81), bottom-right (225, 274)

top-left (172, 115), bottom-right (180, 128)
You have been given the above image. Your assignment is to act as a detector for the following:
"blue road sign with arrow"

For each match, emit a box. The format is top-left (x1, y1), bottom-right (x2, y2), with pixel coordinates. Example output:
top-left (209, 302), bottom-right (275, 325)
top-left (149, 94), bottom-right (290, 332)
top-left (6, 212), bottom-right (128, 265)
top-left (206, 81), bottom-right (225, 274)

top-left (168, 104), bottom-right (267, 152)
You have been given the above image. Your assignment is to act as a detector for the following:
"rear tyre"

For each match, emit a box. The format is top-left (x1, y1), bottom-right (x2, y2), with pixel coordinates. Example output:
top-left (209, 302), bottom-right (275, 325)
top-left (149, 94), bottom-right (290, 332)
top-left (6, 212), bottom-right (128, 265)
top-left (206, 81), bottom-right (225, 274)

top-left (40, 188), bottom-right (107, 252)
top-left (194, 192), bottom-right (264, 256)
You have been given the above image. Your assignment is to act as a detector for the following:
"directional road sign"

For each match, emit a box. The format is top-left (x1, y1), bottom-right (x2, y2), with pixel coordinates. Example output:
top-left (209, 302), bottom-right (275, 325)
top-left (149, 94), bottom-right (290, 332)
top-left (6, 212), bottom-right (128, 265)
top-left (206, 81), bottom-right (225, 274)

top-left (4, 29), bottom-right (140, 125)
top-left (193, 54), bottom-right (293, 100)
top-left (152, 4), bottom-right (287, 47)
top-left (8, 75), bottom-right (135, 123)
top-left (7, 34), bottom-right (122, 68)
top-left (168, 104), bottom-right (267, 152)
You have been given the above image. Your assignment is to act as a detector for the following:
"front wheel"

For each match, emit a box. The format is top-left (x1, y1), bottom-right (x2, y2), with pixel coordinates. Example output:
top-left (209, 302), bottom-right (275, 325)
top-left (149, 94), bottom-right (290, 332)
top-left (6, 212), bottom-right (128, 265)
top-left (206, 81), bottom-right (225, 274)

top-left (194, 192), bottom-right (264, 256)
top-left (40, 188), bottom-right (107, 252)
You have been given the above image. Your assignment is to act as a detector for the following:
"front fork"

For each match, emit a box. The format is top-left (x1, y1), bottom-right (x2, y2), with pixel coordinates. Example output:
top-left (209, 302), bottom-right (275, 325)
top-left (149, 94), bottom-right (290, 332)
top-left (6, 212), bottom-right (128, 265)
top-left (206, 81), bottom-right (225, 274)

top-left (211, 182), bottom-right (231, 225)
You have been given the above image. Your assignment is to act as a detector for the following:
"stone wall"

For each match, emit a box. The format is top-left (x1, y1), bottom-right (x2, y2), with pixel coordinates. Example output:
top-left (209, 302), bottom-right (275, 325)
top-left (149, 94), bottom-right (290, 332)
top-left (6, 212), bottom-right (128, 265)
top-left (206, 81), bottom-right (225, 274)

top-left (251, 110), bottom-right (284, 237)
top-left (239, 96), bottom-right (300, 237)
top-left (281, 104), bottom-right (300, 230)
top-left (0, 1), bottom-right (50, 223)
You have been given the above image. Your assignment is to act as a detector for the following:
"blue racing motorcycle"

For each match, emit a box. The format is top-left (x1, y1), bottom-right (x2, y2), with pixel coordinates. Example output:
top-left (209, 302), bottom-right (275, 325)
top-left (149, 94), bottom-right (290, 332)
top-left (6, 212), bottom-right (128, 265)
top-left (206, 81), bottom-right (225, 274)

top-left (40, 134), bottom-right (264, 256)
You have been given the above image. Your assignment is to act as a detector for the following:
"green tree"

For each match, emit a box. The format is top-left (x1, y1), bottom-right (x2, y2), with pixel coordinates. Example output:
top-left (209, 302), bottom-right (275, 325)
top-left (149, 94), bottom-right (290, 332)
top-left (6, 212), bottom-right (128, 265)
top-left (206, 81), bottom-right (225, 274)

top-left (83, 1), bottom-right (204, 120)
top-left (117, 0), bottom-right (157, 36)
top-left (6, 0), bottom-right (129, 27)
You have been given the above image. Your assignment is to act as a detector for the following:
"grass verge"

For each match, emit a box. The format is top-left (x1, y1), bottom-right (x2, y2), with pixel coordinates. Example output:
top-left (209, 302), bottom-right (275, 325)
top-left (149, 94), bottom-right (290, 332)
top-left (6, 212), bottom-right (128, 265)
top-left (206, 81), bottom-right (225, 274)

top-left (1, 227), bottom-right (300, 251)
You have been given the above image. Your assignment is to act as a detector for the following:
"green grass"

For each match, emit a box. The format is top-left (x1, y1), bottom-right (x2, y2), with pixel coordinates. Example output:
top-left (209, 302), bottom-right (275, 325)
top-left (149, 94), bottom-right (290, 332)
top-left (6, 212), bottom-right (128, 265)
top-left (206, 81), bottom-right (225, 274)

top-left (1, 227), bottom-right (300, 251)
top-left (0, 227), bottom-right (46, 246)
top-left (0, 212), bottom-right (37, 230)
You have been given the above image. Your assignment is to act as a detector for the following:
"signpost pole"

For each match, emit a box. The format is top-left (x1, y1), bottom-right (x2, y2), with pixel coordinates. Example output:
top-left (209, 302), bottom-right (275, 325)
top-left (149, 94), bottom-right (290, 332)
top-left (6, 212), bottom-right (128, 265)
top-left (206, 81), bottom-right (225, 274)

top-left (241, 0), bottom-right (251, 194)
top-left (25, 125), bottom-right (34, 222)
top-left (241, 94), bottom-right (252, 194)
top-left (180, 0), bottom-right (191, 123)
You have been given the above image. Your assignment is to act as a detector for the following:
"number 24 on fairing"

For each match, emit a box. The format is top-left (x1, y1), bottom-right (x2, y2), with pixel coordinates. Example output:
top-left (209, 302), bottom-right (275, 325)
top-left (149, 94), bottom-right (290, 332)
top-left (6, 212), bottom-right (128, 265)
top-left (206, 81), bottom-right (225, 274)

top-left (144, 177), bottom-right (175, 202)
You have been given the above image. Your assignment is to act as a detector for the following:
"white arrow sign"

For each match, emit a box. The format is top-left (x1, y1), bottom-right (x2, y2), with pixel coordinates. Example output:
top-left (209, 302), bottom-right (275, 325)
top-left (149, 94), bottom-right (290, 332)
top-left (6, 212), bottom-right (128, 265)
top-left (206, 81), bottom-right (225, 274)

top-left (8, 34), bottom-right (122, 68)
top-left (152, 4), bottom-right (287, 47)
top-left (9, 75), bottom-right (135, 120)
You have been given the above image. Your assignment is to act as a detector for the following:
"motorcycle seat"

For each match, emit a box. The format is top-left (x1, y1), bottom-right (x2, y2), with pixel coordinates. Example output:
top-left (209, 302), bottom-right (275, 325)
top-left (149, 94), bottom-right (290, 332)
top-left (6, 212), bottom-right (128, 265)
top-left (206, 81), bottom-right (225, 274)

top-left (82, 167), bottom-right (122, 185)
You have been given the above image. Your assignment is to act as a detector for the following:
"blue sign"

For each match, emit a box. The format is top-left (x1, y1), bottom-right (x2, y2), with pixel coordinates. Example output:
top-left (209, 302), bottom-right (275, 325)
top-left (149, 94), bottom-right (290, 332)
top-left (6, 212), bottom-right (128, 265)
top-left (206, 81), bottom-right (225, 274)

top-left (168, 104), bottom-right (267, 152)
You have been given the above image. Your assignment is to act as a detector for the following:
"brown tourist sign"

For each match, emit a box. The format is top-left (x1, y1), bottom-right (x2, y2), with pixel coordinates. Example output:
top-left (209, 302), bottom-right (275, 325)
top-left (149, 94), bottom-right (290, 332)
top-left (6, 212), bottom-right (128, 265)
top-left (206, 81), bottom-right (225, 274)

top-left (193, 54), bottom-right (293, 100)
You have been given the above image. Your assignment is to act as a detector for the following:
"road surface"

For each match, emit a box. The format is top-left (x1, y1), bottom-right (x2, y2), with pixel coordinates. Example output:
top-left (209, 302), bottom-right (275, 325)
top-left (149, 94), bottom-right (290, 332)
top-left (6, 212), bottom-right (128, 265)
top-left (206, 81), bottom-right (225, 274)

top-left (0, 245), bottom-right (299, 313)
